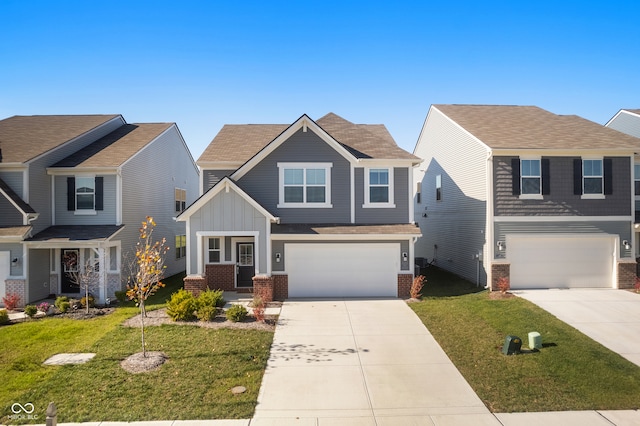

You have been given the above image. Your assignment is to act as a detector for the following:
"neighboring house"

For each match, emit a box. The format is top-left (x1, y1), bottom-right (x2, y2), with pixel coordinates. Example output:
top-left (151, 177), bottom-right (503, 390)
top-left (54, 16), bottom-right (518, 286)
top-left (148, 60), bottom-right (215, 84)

top-left (178, 113), bottom-right (422, 299)
top-left (605, 109), bottom-right (640, 257)
top-left (0, 115), bottom-right (198, 307)
top-left (413, 105), bottom-right (640, 290)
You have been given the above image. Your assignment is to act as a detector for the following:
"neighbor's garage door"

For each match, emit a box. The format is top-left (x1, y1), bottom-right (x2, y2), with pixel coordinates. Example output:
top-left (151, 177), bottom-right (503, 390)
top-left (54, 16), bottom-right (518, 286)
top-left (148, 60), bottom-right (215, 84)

top-left (509, 236), bottom-right (615, 289)
top-left (286, 243), bottom-right (399, 298)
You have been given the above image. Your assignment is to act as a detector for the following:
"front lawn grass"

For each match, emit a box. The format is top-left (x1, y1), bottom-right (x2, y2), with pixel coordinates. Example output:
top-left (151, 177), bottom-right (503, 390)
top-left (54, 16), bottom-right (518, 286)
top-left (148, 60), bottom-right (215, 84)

top-left (0, 273), bottom-right (274, 424)
top-left (411, 267), bottom-right (640, 412)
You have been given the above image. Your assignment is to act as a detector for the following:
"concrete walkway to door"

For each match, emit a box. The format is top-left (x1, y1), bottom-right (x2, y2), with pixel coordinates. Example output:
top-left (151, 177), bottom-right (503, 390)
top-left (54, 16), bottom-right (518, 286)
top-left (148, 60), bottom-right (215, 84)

top-left (253, 299), bottom-right (497, 425)
top-left (515, 289), bottom-right (640, 368)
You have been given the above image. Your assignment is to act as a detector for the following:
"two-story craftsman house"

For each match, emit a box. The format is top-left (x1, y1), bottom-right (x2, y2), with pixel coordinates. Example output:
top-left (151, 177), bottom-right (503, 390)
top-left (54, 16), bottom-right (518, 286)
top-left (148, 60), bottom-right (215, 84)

top-left (0, 115), bottom-right (198, 306)
top-left (178, 113), bottom-right (422, 299)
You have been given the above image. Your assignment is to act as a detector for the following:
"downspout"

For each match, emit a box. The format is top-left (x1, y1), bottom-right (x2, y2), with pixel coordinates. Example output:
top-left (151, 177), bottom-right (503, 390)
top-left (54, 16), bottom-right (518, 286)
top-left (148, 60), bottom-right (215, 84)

top-left (485, 150), bottom-right (494, 289)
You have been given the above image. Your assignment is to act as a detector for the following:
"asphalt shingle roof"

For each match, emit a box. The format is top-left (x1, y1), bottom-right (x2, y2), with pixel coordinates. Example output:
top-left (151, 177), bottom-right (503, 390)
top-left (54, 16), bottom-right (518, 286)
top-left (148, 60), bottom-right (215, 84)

top-left (0, 226), bottom-right (32, 239)
top-left (26, 225), bottom-right (124, 242)
top-left (434, 105), bottom-right (640, 150)
top-left (271, 223), bottom-right (421, 235)
top-left (0, 115), bottom-right (120, 163)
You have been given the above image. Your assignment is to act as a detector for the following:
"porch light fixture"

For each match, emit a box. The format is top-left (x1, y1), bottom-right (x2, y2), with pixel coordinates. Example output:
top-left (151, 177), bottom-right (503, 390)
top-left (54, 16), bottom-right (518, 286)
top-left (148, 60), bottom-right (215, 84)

top-left (275, 252), bottom-right (281, 263)
top-left (497, 241), bottom-right (505, 251)
top-left (623, 240), bottom-right (631, 250)
top-left (11, 257), bottom-right (19, 264)
top-left (402, 252), bottom-right (408, 262)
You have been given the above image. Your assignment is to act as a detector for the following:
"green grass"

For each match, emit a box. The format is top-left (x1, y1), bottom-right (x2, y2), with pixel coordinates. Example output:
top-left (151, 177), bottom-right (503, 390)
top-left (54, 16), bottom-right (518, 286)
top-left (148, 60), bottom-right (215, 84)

top-left (411, 266), bottom-right (640, 412)
top-left (0, 273), bottom-right (274, 424)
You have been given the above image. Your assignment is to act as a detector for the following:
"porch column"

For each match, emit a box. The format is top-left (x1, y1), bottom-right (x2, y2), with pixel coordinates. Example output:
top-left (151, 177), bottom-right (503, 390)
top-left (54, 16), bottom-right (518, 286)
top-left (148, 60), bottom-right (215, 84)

top-left (94, 247), bottom-right (106, 304)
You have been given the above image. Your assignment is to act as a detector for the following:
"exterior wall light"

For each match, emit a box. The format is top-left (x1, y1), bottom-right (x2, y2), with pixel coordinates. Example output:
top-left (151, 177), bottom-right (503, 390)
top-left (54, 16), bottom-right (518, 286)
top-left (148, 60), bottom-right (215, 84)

top-left (275, 253), bottom-right (281, 262)
top-left (497, 241), bottom-right (505, 251)
top-left (402, 252), bottom-right (408, 262)
top-left (623, 240), bottom-right (631, 250)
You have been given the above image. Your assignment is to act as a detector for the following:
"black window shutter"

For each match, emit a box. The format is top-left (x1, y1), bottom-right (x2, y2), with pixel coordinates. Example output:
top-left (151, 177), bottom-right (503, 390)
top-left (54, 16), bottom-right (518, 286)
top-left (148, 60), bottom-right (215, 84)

top-left (603, 158), bottom-right (613, 195)
top-left (541, 159), bottom-right (550, 195)
top-left (67, 177), bottom-right (75, 211)
top-left (511, 158), bottom-right (521, 195)
top-left (573, 159), bottom-right (582, 195)
top-left (95, 177), bottom-right (104, 210)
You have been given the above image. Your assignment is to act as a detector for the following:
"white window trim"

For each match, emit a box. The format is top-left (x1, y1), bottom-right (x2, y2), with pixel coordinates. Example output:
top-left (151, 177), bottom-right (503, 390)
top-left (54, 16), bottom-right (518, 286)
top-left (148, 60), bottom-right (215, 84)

top-left (175, 234), bottom-right (186, 259)
top-left (74, 174), bottom-right (97, 215)
top-left (277, 162), bottom-right (333, 208)
top-left (175, 188), bottom-right (187, 213)
top-left (206, 236), bottom-right (225, 264)
top-left (363, 167), bottom-right (395, 208)
top-left (519, 157), bottom-right (543, 200)
top-left (581, 157), bottom-right (605, 199)
top-left (435, 174), bottom-right (442, 202)
top-left (634, 163), bottom-right (640, 199)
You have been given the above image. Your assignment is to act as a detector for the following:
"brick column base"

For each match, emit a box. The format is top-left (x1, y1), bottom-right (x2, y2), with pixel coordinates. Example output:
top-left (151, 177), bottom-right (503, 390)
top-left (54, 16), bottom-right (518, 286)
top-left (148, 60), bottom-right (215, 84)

top-left (184, 275), bottom-right (206, 297)
top-left (252, 275), bottom-right (274, 302)
top-left (617, 260), bottom-right (637, 290)
top-left (491, 263), bottom-right (510, 292)
top-left (397, 274), bottom-right (413, 298)
top-left (273, 275), bottom-right (288, 301)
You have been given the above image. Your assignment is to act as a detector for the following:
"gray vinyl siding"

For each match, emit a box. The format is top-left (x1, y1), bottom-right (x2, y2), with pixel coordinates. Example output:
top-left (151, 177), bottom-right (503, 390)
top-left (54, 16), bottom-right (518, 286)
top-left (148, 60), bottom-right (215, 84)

top-left (494, 220), bottom-right (633, 259)
top-left (607, 111), bottom-right (640, 138)
top-left (54, 175), bottom-right (117, 225)
top-left (187, 190), bottom-right (268, 274)
top-left (120, 125), bottom-right (199, 279)
top-left (0, 197), bottom-right (22, 225)
top-left (494, 156), bottom-right (631, 216)
top-left (26, 117), bottom-right (125, 235)
top-left (0, 242), bottom-right (24, 276)
top-left (202, 169), bottom-right (236, 192)
top-left (27, 248), bottom-right (50, 302)
top-left (0, 171), bottom-right (24, 197)
top-left (271, 239), bottom-right (410, 272)
top-left (237, 128), bottom-right (351, 223)
top-left (355, 167), bottom-right (409, 223)
top-left (413, 107), bottom-right (490, 285)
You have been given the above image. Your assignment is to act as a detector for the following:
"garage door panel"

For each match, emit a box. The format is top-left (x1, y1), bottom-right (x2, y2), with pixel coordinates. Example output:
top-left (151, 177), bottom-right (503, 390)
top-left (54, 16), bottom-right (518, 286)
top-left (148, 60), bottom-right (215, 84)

top-left (287, 243), bottom-right (399, 298)
top-left (509, 236), bottom-right (614, 289)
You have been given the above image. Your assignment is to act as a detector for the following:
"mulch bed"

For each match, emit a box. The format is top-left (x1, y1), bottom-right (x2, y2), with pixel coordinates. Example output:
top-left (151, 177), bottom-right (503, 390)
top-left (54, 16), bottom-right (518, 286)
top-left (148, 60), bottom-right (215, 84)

top-left (122, 307), bottom-right (276, 331)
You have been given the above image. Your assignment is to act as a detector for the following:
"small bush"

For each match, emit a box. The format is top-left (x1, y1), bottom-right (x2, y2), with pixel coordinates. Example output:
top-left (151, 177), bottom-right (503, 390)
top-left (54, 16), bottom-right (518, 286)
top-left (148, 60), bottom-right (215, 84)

top-left (114, 290), bottom-right (128, 303)
top-left (54, 296), bottom-right (69, 311)
top-left (197, 305), bottom-right (218, 322)
top-left (37, 302), bottom-right (50, 313)
top-left (0, 309), bottom-right (9, 324)
top-left (198, 289), bottom-right (225, 309)
top-left (226, 304), bottom-right (248, 322)
top-left (24, 305), bottom-right (38, 318)
top-left (81, 294), bottom-right (95, 308)
top-left (410, 275), bottom-right (426, 299)
top-left (497, 277), bottom-right (510, 294)
top-left (252, 296), bottom-right (265, 322)
top-left (58, 301), bottom-right (71, 313)
top-left (166, 289), bottom-right (197, 321)
top-left (2, 293), bottom-right (20, 310)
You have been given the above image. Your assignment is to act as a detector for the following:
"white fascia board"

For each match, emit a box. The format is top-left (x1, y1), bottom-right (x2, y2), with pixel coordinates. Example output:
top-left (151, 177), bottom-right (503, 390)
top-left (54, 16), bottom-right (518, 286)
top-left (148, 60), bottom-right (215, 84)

top-left (494, 215), bottom-right (633, 222)
top-left (0, 187), bottom-right (30, 216)
top-left (119, 125), bottom-right (173, 170)
top-left (47, 167), bottom-right (118, 175)
top-left (171, 124), bottom-right (200, 176)
top-left (231, 114), bottom-right (358, 180)
top-left (198, 161), bottom-right (244, 170)
top-left (270, 233), bottom-right (421, 241)
top-left (493, 148), bottom-right (636, 157)
top-left (356, 158), bottom-right (421, 167)
top-left (432, 106), bottom-right (493, 153)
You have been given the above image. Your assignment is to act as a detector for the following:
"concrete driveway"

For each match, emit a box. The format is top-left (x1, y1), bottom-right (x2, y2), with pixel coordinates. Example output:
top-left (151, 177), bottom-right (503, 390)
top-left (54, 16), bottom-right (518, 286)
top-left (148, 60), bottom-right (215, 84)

top-left (253, 299), bottom-right (498, 425)
top-left (515, 289), bottom-right (640, 367)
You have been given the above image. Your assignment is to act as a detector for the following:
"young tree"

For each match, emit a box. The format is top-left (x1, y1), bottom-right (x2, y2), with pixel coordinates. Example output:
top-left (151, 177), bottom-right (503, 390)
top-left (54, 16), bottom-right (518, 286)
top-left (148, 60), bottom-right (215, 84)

top-left (126, 216), bottom-right (169, 357)
top-left (63, 251), bottom-right (100, 314)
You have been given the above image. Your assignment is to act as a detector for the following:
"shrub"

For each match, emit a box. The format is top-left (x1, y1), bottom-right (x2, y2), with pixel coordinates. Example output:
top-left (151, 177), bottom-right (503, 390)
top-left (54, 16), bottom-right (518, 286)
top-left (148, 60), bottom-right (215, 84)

top-left (410, 275), bottom-right (426, 299)
top-left (2, 293), bottom-right (20, 310)
top-left (197, 305), bottom-right (218, 322)
top-left (24, 305), bottom-right (38, 318)
top-left (114, 290), bottom-right (128, 303)
top-left (37, 302), bottom-right (50, 313)
top-left (54, 296), bottom-right (69, 311)
top-left (252, 296), bottom-right (265, 322)
top-left (0, 309), bottom-right (9, 324)
top-left (81, 294), bottom-right (95, 308)
top-left (195, 289), bottom-right (224, 321)
top-left (166, 289), bottom-right (197, 321)
top-left (497, 277), bottom-right (510, 294)
top-left (226, 304), bottom-right (248, 322)
top-left (58, 301), bottom-right (71, 313)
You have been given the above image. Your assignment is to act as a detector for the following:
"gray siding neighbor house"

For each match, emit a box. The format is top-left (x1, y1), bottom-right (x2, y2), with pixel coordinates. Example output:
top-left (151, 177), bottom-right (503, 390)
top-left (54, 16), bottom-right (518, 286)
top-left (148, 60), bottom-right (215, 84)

top-left (413, 105), bottom-right (640, 291)
top-left (178, 113), bottom-right (422, 299)
top-left (0, 115), bottom-right (198, 307)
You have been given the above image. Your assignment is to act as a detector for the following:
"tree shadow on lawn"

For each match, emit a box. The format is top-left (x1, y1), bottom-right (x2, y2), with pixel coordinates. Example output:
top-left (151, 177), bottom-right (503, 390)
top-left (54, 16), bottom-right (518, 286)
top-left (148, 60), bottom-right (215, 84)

top-left (419, 266), bottom-right (486, 298)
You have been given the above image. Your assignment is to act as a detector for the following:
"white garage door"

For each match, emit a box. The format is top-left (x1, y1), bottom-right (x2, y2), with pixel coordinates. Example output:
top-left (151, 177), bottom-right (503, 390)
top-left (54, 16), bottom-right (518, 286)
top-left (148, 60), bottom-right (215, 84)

top-left (0, 252), bottom-right (9, 304)
top-left (286, 243), bottom-right (399, 298)
top-left (509, 236), bottom-right (615, 289)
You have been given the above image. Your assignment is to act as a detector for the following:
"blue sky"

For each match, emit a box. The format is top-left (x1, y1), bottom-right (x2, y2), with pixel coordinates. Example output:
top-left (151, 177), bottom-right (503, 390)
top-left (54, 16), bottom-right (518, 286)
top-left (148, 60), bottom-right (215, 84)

top-left (1, 1), bottom-right (638, 158)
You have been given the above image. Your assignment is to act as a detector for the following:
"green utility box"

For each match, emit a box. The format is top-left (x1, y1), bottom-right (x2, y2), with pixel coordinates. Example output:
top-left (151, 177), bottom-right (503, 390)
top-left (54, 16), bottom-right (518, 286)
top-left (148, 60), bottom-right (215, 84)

top-left (528, 332), bottom-right (542, 350)
top-left (502, 335), bottom-right (522, 355)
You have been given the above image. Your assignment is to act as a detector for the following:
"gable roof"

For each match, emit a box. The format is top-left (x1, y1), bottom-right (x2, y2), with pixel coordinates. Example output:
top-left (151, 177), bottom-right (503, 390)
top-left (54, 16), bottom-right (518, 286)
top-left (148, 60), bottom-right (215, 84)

top-left (433, 105), bottom-right (640, 151)
top-left (0, 115), bottom-right (121, 164)
top-left (0, 176), bottom-right (36, 215)
top-left (50, 123), bottom-right (174, 168)
top-left (622, 109), bottom-right (640, 116)
top-left (197, 113), bottom-right (418, 166)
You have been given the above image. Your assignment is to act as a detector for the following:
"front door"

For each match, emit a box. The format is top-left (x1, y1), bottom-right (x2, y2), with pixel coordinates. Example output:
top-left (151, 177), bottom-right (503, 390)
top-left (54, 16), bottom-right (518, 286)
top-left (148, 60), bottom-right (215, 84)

top-left (61, 249), bottom-right (80, 293)
top-left (236, 242), bottom-right (255, 287)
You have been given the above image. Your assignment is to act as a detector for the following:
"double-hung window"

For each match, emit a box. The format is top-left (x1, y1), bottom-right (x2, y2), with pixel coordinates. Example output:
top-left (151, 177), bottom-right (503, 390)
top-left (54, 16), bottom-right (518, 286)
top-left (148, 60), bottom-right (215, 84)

top-left (175, 188), bottom-right (186, 213)
top-left (76, 177), bottom-right (95, 210)
top-left (67, 175), bottom-right (103, 214)
top-left (175, 235), bottom-right (186, 259)
top-left (435, 174), bottom-right (442, 201)
top-left (521, 159), bottom-right (541, 195)
top-left (207, 237), bottom-right (222, 263)
top-left (583, 159), bottom-right (603, 195)
top-left (364, 167), bottom-right (395, 207)
top-left (278, 163), bottom-right (332, 208)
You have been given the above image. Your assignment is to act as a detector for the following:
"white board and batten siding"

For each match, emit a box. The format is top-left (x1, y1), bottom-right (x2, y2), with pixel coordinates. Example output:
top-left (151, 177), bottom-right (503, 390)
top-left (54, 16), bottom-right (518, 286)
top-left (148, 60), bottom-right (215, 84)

top-left (413, 107), bottom-right (490, 285)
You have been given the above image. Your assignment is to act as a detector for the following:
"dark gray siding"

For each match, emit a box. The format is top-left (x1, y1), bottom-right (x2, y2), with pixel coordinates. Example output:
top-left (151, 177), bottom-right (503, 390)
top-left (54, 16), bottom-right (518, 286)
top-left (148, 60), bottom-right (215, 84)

top-left (0, 197), bottom-right (22, 225)
top-left (203, 169), bottom-right (236, 192)
top-left (237, 128), bottom-right (351, 223)
top-left (355, 167), bottom-right (409, 223)
top-left (494, 156), bottom-right (631, 216)
top-left (54, 175), bottom-right (117, 225)
top-left (28, 248), bottom-right (50, 302)
top-left (0, 171), bottom-right (23, 197)
top-left (494, 220), bottom-right (633, 259)
top-left (0, 242), bottom-right (24, 276)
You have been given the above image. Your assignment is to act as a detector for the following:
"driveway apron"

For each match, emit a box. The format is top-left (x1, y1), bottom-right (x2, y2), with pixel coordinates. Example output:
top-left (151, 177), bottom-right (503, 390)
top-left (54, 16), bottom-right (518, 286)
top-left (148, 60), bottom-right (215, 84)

top-left (515, 289), bottom-right (640, 368)
top-left (253, 299), bottom-right (497, 425)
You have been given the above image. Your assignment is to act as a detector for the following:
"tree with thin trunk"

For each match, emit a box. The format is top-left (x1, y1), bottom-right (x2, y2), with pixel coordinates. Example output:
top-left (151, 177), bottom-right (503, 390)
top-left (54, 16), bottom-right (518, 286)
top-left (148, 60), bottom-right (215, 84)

top-left (126, 216), bottom-right (169, 357)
